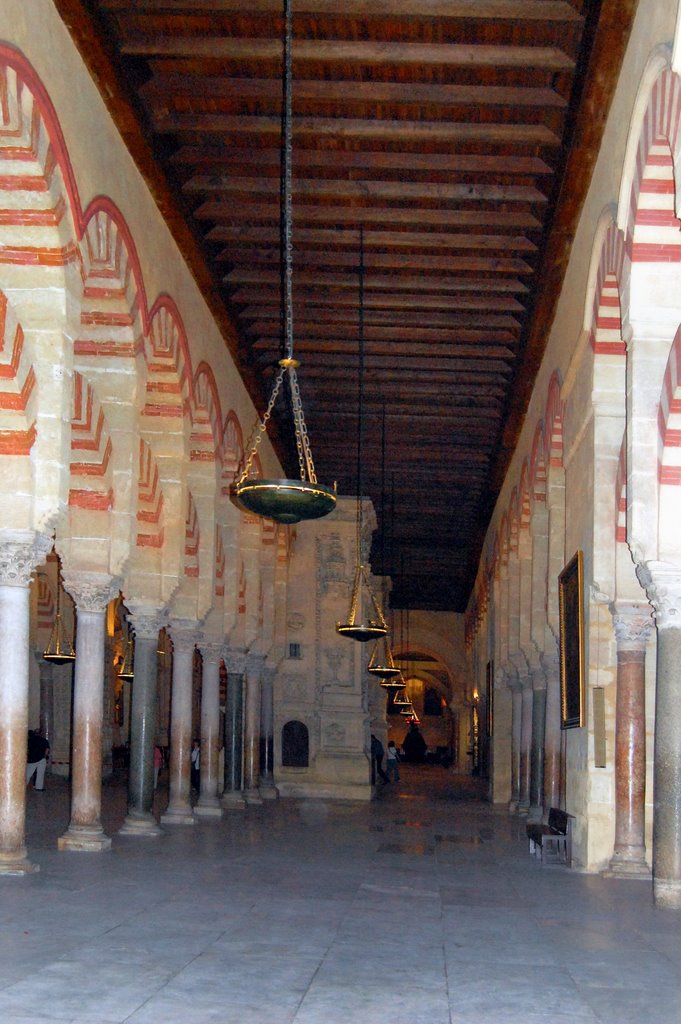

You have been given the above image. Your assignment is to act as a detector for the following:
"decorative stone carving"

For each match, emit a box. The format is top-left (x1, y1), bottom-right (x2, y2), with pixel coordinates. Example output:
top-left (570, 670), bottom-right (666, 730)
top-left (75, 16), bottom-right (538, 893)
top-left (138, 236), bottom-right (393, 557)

top-left (223, 647), bottom-right (247, 675)
top-left (126, 607), bottom-right (167, 640)
top-left (610, 602), bottom-right (654, 651)
top-left (281, 675), bottom-right (309, 702)
top-left (167, 622), bottom-right (199, 656)
top-left (287, 611), bottom-right (305, 631)
top-left (198, 639), bottom-right (223, 664)
top-left (323, 646), bottom-right (351, 687)
top-left (636, 561), bottom-right (681, 631)
top-left (0, 531), bottom-right (51, 587)
top-left (317, 533), bottom-right (347, 594)
top-left (62, 572), bottom-right (117, 613)
top-left (323, 721), bottom-right (346, 746)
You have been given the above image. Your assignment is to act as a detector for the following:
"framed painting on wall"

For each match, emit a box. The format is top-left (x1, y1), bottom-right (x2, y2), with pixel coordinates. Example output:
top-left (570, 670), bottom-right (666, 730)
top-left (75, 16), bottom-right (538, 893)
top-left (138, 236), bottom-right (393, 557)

top-left (558, 550), bottom-right (586, 729)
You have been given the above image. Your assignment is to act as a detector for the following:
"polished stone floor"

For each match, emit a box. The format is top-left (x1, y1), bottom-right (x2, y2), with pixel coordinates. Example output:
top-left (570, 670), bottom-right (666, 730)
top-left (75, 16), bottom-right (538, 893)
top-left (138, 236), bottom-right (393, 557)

top-left (0, 766), bottom-right (678, 1023)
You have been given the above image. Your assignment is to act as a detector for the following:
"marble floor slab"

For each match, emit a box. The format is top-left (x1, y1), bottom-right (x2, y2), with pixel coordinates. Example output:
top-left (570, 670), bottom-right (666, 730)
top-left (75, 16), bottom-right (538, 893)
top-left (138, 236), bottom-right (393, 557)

top-left (0, 768), bottom-right (674, 1023)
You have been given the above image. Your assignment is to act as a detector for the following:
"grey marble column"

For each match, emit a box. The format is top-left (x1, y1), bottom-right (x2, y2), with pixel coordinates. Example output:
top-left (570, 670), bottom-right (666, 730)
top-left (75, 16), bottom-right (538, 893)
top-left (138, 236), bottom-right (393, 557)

top-left (162, 628), bottom-right (196, 825)
top-left (517, 674), bottom-right (533, 815)
top-left (640, 564), bottom-right (681, 907)
top-left (59, 573), bottom-right (116, 852)
top-left (605, 602), bottom-right (652, 878)
top-left (542, 647), bottom-right (562, 811)
top-left (244, 653), bottom-right (264, 805)
top-left (0, 532), bottom-right (51, 874)
top-left (222, 649), bottom-right (246, 809)
top-left (195, 641), bottom-right (223, 817)
top-left (528, 676), bottom-right (547, 823)
top-left (119, 611), bottom-right (164, 836)
top-left (508, 675), bottom-right (522, 813)
top-left (259, 663), bottom-right (278, 800)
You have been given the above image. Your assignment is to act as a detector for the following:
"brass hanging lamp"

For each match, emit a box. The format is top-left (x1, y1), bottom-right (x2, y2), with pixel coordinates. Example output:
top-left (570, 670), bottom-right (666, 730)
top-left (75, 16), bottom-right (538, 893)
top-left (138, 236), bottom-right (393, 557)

top-left (118, 631), bottom-right (135, 681)
top-left (43, 562), bottom-right (76, 664)
top-left (337, 230), bottom-right (387, 643)
top-left (368, 405), bottom-right (400, 673)
top-left (393, 686), bottom-right (411, 705)
top-left (231, 0), bottom-right (335, 526)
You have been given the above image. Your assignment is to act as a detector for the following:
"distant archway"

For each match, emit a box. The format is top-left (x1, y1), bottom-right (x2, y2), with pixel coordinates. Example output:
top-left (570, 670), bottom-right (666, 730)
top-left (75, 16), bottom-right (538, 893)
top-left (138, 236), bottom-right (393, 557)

top-left (281, 720), bottom-right (309, 768)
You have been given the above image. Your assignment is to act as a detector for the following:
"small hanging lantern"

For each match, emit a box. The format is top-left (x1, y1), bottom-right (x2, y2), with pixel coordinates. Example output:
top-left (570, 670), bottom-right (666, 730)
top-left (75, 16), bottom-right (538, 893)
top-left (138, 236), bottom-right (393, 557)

top-left (392, 686), bottom-right (411, 705)
top-left (43, 565), bottom-right (75, 665)
top-left (231, 0), bottom-right (335, 526)
top-left (400, 703), bottom-right (416, 717)
top-left (118, 633), bottom-right (135, 681)
top-left (368, 632), bottom-right (401, 678)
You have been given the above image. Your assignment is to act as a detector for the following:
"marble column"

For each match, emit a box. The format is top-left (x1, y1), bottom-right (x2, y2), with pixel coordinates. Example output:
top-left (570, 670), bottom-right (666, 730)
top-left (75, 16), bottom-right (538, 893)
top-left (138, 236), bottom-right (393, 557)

top-left (542, 647), bottom-right (562, 811)
top-left (517, 673), bottom-right (533, 815)
top-left (243, 653), bottom-right (264, 805)
top-left (59, 573), bottom-right (115, 852)
top-left (0, 531), bottom-right (50, 874)
top-left (508, 675), bottom-right (522, 813)
top-left (640, 564), bottom-right (681, 907)
top-left (528, 675), bottom-right (547, 823)
top-left (161, 628), bottom-right (196, 825)
top-left (259, 663), bottom-right (278, 800)
top-left (222, 649), bottom-right (246, 809)
top-left (605, 602), bottom-right (652, 878)
top-left (195, 641), bottom-right (223, 818)
top-left (119, 611), bottom-right (163, 836)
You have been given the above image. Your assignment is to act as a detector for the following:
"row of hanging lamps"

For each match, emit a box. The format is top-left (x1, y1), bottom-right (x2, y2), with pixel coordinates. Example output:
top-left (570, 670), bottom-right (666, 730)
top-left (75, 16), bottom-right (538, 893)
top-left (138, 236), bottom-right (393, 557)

top-left (230, 0), bottom-right (336, 526)
top-left (43, 559), bottom-right (75, 664)
top-left (118, 629), bottom-right (135, 681)
top-left (337, 229), bottom-right (388, 643)
top-left (368, 402), bottom-right (402, 674)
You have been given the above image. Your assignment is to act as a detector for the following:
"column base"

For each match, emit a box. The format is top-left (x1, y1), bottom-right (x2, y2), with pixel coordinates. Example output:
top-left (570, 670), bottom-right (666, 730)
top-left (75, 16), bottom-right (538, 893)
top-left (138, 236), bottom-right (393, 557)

top-left (58, 825), bottom-right (112, 852)
top-left (603, 847), bottom-right (650, 879)
top-left (516, 801), bottom-right (530, 817)
top-left (259, 783), bottom-right (279, 801)
top-left (244, 788), bottom-right (264, 806)
top-left (0, 851), bottom-right (39, 875)
top-left (194, 799), bottom-right (223, 818)
top-left (527, 804), bottom-right (543, 824)
top-left (119, 813), bottom-right (162, 837)
top-left (508, 799), bottom-right (519, 813)
top-left (654, 877), bottom-right (681, 908)
top-left (221, 791), bottom-right (247, 810)
top-left (161, 805), bottom-right (196, 825)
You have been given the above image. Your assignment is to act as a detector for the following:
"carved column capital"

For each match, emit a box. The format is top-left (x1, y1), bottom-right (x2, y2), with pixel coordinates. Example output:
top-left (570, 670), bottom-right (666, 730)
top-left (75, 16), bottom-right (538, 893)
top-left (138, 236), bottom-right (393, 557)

top-left (62, 572), bottom-right (118, 613)
top-left (609, 601), bottom-right (654, 651)
top-left (126, 605), bottom-right (167, 640)
top-left (197, 638), bottom-right (224, 665)
top-left (636, 561), bottom-right (681, 631)
top-left (223, 647), bottom-right (247, 675)
top-left (0, 531), bottom-right (51, 587)
top-left (167, 620), bottom-right (199, 657)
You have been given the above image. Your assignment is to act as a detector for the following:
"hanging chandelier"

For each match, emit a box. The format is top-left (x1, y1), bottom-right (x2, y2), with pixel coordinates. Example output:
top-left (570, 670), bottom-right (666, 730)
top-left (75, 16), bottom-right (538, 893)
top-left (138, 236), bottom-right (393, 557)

top-left (43, 561), bottom-right (75, 665)
top-left (368, 406), bottom-right (401, 673)
top-left (337, 229), bottom-right (387, 643)
top-left (393, 686), bottom-right (411, 705)
top-left (231, 0), bottom-right (336, 526)
top-left (118, 632), bottom-right (135, 681)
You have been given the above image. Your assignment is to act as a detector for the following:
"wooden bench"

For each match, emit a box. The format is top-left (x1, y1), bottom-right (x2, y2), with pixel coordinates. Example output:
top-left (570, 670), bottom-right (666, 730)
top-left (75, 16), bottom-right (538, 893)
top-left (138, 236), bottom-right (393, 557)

top-left (526, 808), bottom-right (574, 866)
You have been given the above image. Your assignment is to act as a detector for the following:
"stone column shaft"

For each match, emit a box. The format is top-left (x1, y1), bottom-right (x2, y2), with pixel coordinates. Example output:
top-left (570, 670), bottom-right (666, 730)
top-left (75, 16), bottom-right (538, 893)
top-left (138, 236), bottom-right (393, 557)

top-left (528, 684), bottom-right (546, 822)
top-left (518, 679), bottom-right (533, 814)
top-left (542, 650), bottom-right (562, 811)
top-left (195, 644), bottom-right (223, 817)
top-left (59, 578), bottom-right (114, 852)
top-left (509, 683), bottom-right (522, 813)
top-left (162, 634), bottom-right (196, 825)
top-left (37, 657), bottom-right (54, 743)
top-left (120, 619), bottom-right (162, 836)
top-left (259, 666), bottom-right (278, 800)
top-left (243, 656), bottom-right (263, 805)
top-left (222, 664), bottom-right (246, 809)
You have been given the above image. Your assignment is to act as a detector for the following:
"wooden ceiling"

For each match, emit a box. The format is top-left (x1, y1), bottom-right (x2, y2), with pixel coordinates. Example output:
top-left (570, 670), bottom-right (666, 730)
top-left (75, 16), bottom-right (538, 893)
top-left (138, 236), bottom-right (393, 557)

top-left (55, 0), bottom-right (637, 610)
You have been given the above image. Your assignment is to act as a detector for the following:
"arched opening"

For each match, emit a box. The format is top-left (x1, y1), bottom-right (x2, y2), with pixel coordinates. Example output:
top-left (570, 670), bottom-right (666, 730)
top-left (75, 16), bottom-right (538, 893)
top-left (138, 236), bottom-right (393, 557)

top-left (281, 720), bottom-right (309, 768)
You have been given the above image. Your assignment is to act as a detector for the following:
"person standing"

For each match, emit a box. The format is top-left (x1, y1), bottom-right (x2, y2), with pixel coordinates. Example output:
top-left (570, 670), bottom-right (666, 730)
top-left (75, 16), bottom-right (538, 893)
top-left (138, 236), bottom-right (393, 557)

top-left (26, 729), bottom-right (50, 791)
top-left (190, 738), bottom-right (200, 793)
top-left (385, 740), bottom-right (400, 782)
top-left (371, 733), bottom-right (389, 784)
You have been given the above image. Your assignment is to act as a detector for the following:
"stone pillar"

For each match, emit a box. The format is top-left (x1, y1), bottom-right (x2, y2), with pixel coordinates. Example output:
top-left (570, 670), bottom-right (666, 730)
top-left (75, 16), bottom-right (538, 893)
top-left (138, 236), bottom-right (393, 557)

top-left (508, 676), bottom-right (522, 813)
top-left (195, 641), bottom-right (223, 818)
top-left (59, 574), bottom-right (115, 852)
top-left (259, 663), bottom-right (278, 800)
top-left (605, 602), bottom-right (652, 878)
top-left (528, 675), bottom-right (547, 823)
top-left (542, 647), bottom-right (562, 811)
top-left (119, 612), bottom-right (163, 836)
top-left (0, 533), bottom-right (50, 874)
top-left (161, 629), bottom-right (196, 825)
top-left (37, 655), bottom-right (54, 742)
top-left (222, 649), bottom-right (246, 809)
top-left (640, 564), bottom-right (681, 907)
top-left (517, 674), bottom-right (533, 815)
top-left (243, 653), bottom-right (264, 805)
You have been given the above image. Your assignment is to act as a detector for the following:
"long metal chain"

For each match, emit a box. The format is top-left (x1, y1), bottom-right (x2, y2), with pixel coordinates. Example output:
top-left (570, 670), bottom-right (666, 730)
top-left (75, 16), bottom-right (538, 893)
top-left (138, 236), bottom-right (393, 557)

top-left (236, 364), bottom-right (286, 484)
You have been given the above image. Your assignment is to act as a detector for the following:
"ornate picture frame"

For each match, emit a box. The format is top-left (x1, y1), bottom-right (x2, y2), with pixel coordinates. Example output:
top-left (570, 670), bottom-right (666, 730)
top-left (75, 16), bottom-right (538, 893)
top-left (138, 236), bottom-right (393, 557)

top-left (558, 550), bottom-right (586, 729)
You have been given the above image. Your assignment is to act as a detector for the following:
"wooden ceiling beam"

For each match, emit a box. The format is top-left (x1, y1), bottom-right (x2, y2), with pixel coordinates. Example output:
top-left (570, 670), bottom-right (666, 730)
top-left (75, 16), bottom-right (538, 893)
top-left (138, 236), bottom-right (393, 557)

top-left (247, 323), bottom-right (519, 342)
top-left (142, 74), bottom-right (568, 109)
top-left (243, 308), bottom-right (521, 328)
top-left (237, 290), bottom-right (525, 311)
top-left (150, 112), bottom-right (561, 146)
top-left (124, 38), bottom-right (575, 72)
top-left (220, 250), bottom-right (536, 274)
top-left (199, 204), bottom-right (543, 230)
top-left (225, 269), bottom-right (529, 293)
top-left (211, 226), bottom-right (537, 251)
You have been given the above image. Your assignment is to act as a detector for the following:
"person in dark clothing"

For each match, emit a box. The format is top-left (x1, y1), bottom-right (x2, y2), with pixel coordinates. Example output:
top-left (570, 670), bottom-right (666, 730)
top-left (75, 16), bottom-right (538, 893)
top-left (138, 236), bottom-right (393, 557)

top-left (402, 722), bottom-right (427, 764)
top-left (370, 733), bottom-right (389, 784)
top-left (26, 729), bottom-right (50, 790)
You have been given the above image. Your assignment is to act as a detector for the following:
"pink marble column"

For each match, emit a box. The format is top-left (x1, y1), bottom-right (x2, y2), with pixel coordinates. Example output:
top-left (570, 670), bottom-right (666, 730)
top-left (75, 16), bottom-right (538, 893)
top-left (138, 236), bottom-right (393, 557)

top-left (605, 602), bottom-right (652, 877)
top-left (195, 640), bottom-right (223, 818)
top-left (0, 532), bottom-right (51, 875)
top-left (161, 628), bottom-right (196, 825)
top-left (542, 647), bottom-right (562, 812)
top-left (59, 573), bottom-right (115, 852)
top-left (243, 653), bottom-right (263, 805)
